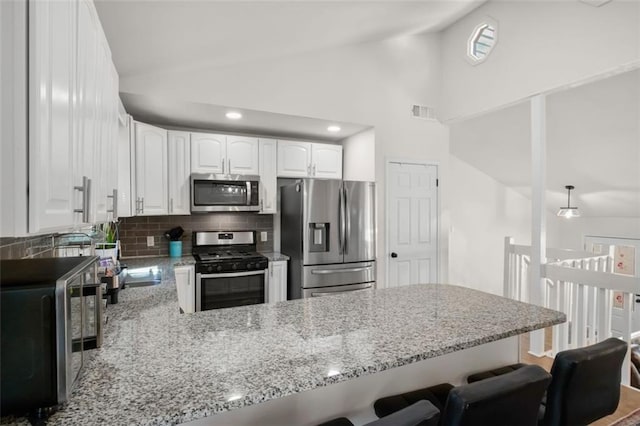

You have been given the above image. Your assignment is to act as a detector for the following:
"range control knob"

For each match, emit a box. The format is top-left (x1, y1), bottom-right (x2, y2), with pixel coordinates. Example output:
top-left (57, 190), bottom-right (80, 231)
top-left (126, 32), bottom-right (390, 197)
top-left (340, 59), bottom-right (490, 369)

top-left (216, 265), bottom-right (223, 272)
top-left (232, 263), bottom-right (237, 270)
top-left (247, 263), bottom-right (254, 270)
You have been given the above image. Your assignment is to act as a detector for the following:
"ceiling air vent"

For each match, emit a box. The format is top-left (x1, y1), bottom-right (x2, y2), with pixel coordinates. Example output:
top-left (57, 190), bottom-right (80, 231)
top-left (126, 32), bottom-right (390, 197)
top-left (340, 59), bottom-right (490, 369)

top-left (411, 105), bottom-right (438, 121)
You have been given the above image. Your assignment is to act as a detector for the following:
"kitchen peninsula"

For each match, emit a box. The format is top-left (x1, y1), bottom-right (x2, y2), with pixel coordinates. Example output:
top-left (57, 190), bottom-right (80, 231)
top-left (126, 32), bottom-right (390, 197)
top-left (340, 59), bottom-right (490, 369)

top-left (9, 258), bottom-right (565, 426)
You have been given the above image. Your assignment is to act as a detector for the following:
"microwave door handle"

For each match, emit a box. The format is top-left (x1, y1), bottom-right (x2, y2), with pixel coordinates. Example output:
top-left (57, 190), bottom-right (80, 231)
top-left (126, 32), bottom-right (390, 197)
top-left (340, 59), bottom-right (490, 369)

top-left (246, 181), bottom-right (252, 206)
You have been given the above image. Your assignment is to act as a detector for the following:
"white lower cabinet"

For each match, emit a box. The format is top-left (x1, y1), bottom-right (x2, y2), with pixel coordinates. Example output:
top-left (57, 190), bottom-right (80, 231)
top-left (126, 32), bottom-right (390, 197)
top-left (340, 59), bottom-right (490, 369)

top-left (175, 265), bottom-right (195, 314)
top-left (259, 138), bottom-right (277, 214)
top-left (134, 122), bottom-right (168, 216)
top-left (267, 260), bottom-right (288, 303)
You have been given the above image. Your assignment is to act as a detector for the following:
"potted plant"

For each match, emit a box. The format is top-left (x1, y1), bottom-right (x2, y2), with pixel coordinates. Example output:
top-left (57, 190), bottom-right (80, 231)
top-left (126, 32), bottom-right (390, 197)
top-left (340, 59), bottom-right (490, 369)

top-left (96, 221), bottom-right (119, 262)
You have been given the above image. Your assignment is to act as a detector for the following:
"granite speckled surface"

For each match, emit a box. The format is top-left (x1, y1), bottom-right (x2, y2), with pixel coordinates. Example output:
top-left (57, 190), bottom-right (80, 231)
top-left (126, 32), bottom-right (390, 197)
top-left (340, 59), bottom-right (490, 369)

top-left (260, 252), bottom-right (290, 262)
top-left (2, 256), bottom-right (565, 426)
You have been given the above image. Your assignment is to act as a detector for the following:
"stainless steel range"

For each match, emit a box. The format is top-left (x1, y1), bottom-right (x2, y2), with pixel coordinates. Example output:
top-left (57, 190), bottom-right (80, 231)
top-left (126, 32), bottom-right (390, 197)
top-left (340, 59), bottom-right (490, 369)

top-left (192, 231), bottom-right (268, 311)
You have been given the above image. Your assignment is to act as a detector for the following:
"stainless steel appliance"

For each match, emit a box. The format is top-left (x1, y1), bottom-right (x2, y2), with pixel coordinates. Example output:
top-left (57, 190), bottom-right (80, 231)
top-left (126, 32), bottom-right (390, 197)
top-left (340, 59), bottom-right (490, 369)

top-left (281, 179), bottom-right (376, 299)
top-left (193, 231), bottom-right (269, 310)
top-left (0, 256), bottom-right (101, 415)
top-left (191, 173), bottom-right (260, 213)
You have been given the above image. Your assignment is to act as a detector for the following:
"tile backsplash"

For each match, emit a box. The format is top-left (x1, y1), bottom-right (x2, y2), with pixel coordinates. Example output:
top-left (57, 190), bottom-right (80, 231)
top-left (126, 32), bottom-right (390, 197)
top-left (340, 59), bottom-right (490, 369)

top-left (0, 235), bottom-right (56, 259)
top-left (118, 213), bottom-right (274, 258)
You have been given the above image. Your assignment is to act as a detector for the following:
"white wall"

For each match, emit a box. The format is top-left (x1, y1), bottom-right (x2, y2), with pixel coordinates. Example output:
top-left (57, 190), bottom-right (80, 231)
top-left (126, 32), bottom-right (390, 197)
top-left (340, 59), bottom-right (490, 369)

top-left (548, 216), bottom-right (640, 250)
top-left (440, 0), bottom-right (640, 121)
top-left (121, 34), bottom-right (450, 286)
top-left (449, 155), bottom-right (532, 295)
top-left (343, 128), bottom-right (375, 182)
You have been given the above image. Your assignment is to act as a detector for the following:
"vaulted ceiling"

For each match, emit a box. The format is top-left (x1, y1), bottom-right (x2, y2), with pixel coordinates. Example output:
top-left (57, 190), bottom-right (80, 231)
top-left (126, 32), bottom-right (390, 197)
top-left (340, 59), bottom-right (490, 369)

top-left (95, 0), bottom-right (484, 79)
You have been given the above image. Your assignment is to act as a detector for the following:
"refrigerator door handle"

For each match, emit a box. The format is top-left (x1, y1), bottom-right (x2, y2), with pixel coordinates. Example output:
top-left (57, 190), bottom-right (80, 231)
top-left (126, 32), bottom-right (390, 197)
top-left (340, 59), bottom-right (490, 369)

top-left (310, 284), bottom-right (373, 297)
top-left (311, 266), bottom-right (373, 275)
top-left (338, 187), bottom-right (344, 254)
top-left (343, 186), bottom-right (349, 255)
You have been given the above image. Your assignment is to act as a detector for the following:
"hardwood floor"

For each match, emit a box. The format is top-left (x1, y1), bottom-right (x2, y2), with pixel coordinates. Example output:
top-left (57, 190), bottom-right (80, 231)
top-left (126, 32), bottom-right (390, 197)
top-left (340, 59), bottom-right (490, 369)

top-left (520, 331), bottom-right (640, 426)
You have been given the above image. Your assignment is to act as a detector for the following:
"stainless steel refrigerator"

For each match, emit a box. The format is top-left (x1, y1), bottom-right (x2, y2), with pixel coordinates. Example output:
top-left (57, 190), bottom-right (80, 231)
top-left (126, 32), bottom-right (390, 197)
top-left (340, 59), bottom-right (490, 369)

top-left (281, 179), bottom-right (376, 299)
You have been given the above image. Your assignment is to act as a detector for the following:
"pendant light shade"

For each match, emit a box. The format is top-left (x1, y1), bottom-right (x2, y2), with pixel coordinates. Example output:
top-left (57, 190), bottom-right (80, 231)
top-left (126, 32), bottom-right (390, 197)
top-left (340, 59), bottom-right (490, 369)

top-left (557, 185), bottom-right (581, 218)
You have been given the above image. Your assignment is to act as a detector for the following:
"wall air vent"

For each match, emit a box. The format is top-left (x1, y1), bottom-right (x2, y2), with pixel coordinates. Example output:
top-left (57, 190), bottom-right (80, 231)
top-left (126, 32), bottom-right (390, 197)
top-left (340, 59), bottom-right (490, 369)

top-left (411, 105), bottom-right (438, 121)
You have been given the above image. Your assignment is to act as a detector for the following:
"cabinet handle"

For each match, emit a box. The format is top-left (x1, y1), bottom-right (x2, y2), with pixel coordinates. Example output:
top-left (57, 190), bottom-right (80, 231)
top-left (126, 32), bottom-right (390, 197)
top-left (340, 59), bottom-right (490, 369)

top-left (141, 197), bottom-right (144, 214)
top-left (74, 176), bottom-right (90, 223)
top-left (222, 158), bottom-right (225, 174)
top-left (107, 189), bottom-right (118, 218)
top-left (307, 164), bottom-right (311, 175)
top-left (170, 198), bottom-right (173, 214)
top-left (313, 164), bottom-right (316, 176)
top-left (228, 159), bottom-right (231, 174)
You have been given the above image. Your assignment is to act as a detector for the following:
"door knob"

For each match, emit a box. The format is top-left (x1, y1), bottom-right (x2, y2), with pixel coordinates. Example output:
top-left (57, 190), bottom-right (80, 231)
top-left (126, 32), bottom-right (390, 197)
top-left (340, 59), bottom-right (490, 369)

top-left (391, 252), bottom-right (398, 258)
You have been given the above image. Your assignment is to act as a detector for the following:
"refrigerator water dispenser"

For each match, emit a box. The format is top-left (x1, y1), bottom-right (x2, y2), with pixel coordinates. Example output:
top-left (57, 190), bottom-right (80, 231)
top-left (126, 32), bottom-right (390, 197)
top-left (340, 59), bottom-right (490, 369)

top-left (309, 223), bottom-right (329, 252)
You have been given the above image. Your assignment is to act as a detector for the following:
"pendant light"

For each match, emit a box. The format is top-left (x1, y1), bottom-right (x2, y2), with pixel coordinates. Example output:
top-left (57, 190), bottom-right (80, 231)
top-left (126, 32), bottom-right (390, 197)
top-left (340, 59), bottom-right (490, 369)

top-left (557, 185), bottom-right (581, 218)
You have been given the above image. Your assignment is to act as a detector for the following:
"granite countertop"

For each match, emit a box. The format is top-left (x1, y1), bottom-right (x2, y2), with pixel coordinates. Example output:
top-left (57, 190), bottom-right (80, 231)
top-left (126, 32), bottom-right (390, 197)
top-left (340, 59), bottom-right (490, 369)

top-left (3, 256), bottom-right (565, 426)
top-left (260, 252), bottom-right (290, 262)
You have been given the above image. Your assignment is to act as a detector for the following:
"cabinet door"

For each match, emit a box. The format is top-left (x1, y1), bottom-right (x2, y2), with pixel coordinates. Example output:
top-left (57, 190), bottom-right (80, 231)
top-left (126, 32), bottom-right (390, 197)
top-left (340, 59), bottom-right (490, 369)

top-left (259, 139), bottom-right (277, 214)
top-left (268, 261), bottom-right (288, 303)
top-left (312, 143), bottom-right (343, 179)
top-left (168, 131), bottom-right (191, 215)
top-left (227, 136), bottom-right (259, 175)
top-left (28, 0), bottom-right (77, 233)
top-left (175, 265), bottom-right (195, 313)
top-left (92, 40), bottom-right (111, 223)
top-left (191, 133), bottom-right (226, 174)
top-left (277, 141), bottom-right (312, 178)
top-left (135, 122), bottom-right (168, 216)
top-left (75, 0), bottom-right (99, 225)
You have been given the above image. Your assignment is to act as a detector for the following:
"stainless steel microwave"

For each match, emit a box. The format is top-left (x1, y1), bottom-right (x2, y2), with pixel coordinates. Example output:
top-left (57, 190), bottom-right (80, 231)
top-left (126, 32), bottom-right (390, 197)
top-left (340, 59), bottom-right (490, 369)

top-left (191, 173), bottom-right (260, 212)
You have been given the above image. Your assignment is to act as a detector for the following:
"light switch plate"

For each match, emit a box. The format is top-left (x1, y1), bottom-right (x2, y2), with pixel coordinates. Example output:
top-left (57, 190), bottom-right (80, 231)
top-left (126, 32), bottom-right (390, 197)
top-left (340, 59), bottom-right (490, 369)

top-left (260, 232), bottom-right (268, 242)
top-left (147, 236), bottom-right (154, 247)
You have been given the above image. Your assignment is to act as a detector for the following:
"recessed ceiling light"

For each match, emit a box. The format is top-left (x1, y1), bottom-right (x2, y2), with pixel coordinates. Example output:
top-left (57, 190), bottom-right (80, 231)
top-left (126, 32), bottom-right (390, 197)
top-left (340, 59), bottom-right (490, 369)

top-left (225, 111), bottom-right (242, 120)
top-left (327, 125), bottom-right (341, 133)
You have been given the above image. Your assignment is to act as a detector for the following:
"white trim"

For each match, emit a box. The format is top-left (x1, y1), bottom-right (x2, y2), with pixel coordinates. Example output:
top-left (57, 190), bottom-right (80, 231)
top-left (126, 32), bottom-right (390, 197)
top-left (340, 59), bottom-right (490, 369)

top-left (384, 157), bottom-right (440, 289)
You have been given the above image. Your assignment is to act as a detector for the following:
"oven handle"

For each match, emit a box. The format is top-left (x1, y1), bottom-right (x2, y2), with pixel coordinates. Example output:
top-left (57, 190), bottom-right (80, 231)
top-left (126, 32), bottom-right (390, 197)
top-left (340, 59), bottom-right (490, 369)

top-left (199, 270), bottom-right (265, 279)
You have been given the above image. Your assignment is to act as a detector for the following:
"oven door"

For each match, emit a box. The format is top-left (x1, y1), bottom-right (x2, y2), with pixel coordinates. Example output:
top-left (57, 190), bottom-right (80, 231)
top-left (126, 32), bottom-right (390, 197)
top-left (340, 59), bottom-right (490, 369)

top-left (191, 174), bottom-right (260, 212)
top-left (196, 270), bottom-right (265, 311)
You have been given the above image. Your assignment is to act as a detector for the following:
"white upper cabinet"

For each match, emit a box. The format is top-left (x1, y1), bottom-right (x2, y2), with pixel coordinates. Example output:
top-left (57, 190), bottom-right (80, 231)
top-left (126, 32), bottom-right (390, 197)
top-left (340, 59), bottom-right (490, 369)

top-left (259, 139), bottom-right (277, 214)
top-left (191, 132), bottom-right (226, 174)
top-left (227, 136), bottom-right (259, 175)
top-left (277, 140), bottom-right (342, 179)
top-left (168, 131), bottom-right (191, 215)
top-left (27, 0), bottom-right (120, 233)
top-left (277, 141), bottom-right (312, 177)
top-left (28, 0), bottom-right (78, 233)
top-left (311, 144), bottom-right (343, 179)
top-left (134, 122), bottom-right (168, 216)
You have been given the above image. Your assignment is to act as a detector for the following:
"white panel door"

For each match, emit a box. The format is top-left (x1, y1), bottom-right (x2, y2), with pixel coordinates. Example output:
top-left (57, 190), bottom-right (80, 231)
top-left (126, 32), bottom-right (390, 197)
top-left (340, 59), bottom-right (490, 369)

top-left (92, 40), bottom-right (111, 223)
top-left (311, 143), bottom-right (343, 179)
top-left (387, 162), bottom-right (438, 287)
top-left (135, 122), bottom-right (168, 216)
top-left (28, 0), bottom-right (77, 232)
top-left (277, 140), bottom-right (312, 177)
top-left (168, 131), bottom-right (191, 215)
top-left (227, 136), bottom-right (259, 175)
top-left (259, 138), bottom-right (277, 214)
top-left (191, 132), bottom-right (226, 174)
top-left (267, 261), bottom-right (288, 303)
